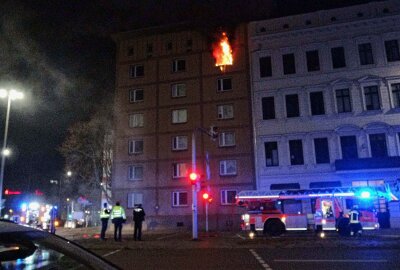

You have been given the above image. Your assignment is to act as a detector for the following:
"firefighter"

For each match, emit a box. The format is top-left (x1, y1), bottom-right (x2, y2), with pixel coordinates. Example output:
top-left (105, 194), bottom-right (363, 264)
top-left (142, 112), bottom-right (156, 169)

top-left (110, 201), bottom-right (126, 241)
top-left (133, 204), bottom-right (146, 241)
top-left (100, 203), bottom-right (111, 240)
top-left (348, 205), bottom-right (363, 236)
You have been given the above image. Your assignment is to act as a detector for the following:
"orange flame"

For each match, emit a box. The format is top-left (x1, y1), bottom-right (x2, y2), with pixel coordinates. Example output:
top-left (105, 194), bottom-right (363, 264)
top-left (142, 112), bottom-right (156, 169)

top-left (213, 32), bottom-right (233, 71)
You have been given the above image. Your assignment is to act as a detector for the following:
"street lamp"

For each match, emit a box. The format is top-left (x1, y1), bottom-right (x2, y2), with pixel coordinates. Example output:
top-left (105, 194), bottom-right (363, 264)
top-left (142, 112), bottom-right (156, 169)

top-left (0, 89), bottom-right (24, 214)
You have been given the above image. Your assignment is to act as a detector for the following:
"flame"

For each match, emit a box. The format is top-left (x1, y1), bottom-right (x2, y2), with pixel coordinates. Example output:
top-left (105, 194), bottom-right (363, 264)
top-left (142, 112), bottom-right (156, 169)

top-left (213, 32), bottom-right (233, 71)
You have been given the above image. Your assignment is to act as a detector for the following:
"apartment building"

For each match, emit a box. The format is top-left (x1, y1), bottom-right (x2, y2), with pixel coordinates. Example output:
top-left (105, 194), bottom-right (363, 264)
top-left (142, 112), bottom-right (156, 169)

top-left (249, 0), bottom-right (400, 199)
top-left (112, 24), bottom-right (254, 230)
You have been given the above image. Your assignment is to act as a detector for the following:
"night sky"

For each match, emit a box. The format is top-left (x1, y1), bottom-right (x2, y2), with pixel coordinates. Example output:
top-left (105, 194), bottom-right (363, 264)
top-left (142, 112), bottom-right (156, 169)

top-left (0, 0), bottom-right (377, 195)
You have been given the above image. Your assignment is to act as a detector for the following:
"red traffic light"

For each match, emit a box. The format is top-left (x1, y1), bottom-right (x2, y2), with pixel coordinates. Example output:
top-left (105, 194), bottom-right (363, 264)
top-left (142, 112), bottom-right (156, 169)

top-left (202, 193), bottom-right (209, 200)
top-left (189, 172), bottom-right (199, 183)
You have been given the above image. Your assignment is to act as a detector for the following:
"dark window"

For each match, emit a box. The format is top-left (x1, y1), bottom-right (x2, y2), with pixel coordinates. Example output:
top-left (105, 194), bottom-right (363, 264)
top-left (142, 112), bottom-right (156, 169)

top-left (306, 50), bottom-right (320, 71)
top-left (282, 53), bottom-right (296, 75)
top-left (166, 42), bottom-right (172, 51)
top-left (217, 78), bottom-right (232, 91)
top-left (265, 142), bottom-right (279, 166)
top-left (310, 181), bottom-right (341, 189)
top-left (314, 138), bottom-right (330, 164)
top-left (289, 140), bottom-right (304, 165)
top-left (310, 91), bottom-right (325, 115)
top-left (364, 86), bottom-right (380, 110)
top-left (385, 40), bottom-right (400, 62)
top-left (369, 133), bottom-right (387, 157)
top-left (331, 47), bottom-right (346, 68)
top-left (259, 56), bottom-right (272, 77)
top-left (173, 59), bottom-right (186, 72)
top-left (270, 183), bottom-right (300, 190)
top-left (146, 44), bottom-right (153, 54)
top-left (340, 136), bottom-right (358, 159)
top-left (127, 47), bottom-right (134, 56)
top-left (335, 88), bottom-right (352, 113)
top-left (358, 43), bottom-right (374, 65)
top-left (262, 97), bottom-right (275, 120)
top-left (129, 65), bottom-right (144, 78)
top-left (285, 94), bottom-right (300, 118)
top-left (391, 83), bottom-right (400, 108)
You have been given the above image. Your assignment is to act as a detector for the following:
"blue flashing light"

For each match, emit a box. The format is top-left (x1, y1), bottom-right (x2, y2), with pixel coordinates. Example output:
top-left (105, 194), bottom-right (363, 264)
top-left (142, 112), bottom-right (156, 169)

top-left (21, 203), bottom-right (27, 212)
top-left (360, 191), bottom-right (371, 199)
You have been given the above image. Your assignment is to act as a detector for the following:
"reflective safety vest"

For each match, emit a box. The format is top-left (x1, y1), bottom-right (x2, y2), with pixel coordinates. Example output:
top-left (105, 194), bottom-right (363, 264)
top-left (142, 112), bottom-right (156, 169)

top-left (100, 208), bottom-right (110, 219)
top-left (111, 206), bottom-right (126, 220)
top-left (349, 210), bottom-right (360, 224)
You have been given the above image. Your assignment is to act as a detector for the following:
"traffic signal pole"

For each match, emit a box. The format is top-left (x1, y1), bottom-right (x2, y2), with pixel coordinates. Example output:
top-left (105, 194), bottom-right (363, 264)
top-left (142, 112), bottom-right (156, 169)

top-left (191, 131), bottom-right (198, 240)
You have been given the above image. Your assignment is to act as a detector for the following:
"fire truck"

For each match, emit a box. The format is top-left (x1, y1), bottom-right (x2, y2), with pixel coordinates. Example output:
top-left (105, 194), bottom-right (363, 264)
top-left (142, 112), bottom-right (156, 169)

top-left (236, 186), bottom-right (395, 236)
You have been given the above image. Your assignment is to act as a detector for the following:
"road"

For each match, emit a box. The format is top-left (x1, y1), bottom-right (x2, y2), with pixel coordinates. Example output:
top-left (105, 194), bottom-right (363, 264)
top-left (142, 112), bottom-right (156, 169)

top-left (63, 229), bottom-right (400, 270)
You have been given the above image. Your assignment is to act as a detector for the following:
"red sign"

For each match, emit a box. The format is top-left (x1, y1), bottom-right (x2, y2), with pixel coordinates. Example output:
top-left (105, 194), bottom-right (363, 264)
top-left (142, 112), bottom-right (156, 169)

top-left (4, 189), bottom-right (22, 195)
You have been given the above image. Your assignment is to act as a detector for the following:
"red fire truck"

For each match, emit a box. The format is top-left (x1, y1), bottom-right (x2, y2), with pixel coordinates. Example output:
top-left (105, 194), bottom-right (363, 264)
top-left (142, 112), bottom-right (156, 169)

top-left (236, 187), bottom-right (394, 236)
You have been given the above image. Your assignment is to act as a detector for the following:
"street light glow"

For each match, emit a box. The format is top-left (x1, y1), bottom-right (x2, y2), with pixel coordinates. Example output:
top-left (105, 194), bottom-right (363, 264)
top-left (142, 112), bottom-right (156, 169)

top-left (67, 171), bottom-right (72, 177)
top-left (2, 149), bottom-right (10, 156)
top-left (0, 89), bottom-right (7, 98)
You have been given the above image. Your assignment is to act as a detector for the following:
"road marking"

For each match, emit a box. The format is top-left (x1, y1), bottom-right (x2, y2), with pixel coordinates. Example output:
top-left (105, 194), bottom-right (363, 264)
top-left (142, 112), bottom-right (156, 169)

top-left (236, 233), bottom-right (246, 240)
top-left (275, 259), bottom-right (387, 263)
top-left (156, 233), bottom-right (180, 240)
top-left (249, 249), bottom-right (273, 270)
top-left (103, 249), bottom-right (122, 257)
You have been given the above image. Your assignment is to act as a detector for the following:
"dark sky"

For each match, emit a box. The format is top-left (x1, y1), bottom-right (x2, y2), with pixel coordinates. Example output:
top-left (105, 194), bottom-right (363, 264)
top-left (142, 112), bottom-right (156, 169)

top-left (0, 0), bottom-right (378, 195)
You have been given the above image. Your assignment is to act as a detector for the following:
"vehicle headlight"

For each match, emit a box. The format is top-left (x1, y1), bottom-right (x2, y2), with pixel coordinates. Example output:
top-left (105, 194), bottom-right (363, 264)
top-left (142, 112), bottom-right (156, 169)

top-left (243, 214), bottom-right (250, 222)
top-left (281, 217), bottom-right (286, 223)
top-left (322, 219), bottom-right (326, 225)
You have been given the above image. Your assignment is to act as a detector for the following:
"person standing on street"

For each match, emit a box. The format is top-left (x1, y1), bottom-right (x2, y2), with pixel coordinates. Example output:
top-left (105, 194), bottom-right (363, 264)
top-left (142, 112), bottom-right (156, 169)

top-left (349, 205), bottom-right (362, 236)
top-left (100, 203), bottom-right (110, 240)
top-left (111, 201), bottom-right (126, 241)
top-left (133, 204), bottom-right (146, 241)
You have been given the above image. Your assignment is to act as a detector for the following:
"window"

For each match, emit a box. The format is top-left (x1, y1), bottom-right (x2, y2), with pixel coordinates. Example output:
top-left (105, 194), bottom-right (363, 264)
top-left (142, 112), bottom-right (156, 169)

top-left (129, 139), bottom-right (144, 154)
top-left (146, 43), bottom-right (153, 55)
top-left (340, 136), bottom-right (358, 159)
top-left (335, 88), bottom-right (352, 113)
top-left (314, 138), bottom-right (330, 164)
top-left (172, 136), bottom-right (188, 150)
top-left (128, 193), bottom-right (143, 208)
top-left (331, 47), bottom-right (346, 68)
top-left (259, 56), bottom-right (272, 77)
top-left (128, 165), bottom-right (143, 180)
top-left (219, 132), bottom-right (235, 147)
top-left (265, 141), bottom-right (279, 166)
top-left (172, 109), bottom-right (187, 123)
top-left (129, 65), bottom-right (144, 78)
top-left (262, 97), bottom-right (275, 120)
top-left (172, 59), bottom-right (186, 72)
top-left (129, 113), bottom-right (144, 128)
top-left (310, 91), bottom-right (325, 115)
top-left (385, 40), bottom-right (400, 62)
top-left (217, 104), bottom-right (234, 119)
top-left (369, 133), bottom-right (387, 157)
top-left (172, 191), bottom-right (188, 206)
top-left (289, 140), bottom-right (304, 165)
top-left (364, 86), bottom-right (380, 110)
top-left (282, 53), bottom-right (296, 74)
top-left (129, 89), bottom-right (144, 103)
top-left (391, 83), bottom-right (400, 108)
top-left (219, 160), bottom-right (237, 176)
top-left (306, 50), bottom-right (320, 71)
top-left (127, 47), bottom-right (134, 56)
top-left (358, 43), bottom-right (374, 65)
top-left (285, 94), bottom-right (300, 118)
top-left (217, 78), bottom-right (232, 92)
top-left (172, 163), bottom-right (188, 178)
top-left (221, 190), bottom-right (237, 205)
top-left (171, 83), bottom-right (186, 98)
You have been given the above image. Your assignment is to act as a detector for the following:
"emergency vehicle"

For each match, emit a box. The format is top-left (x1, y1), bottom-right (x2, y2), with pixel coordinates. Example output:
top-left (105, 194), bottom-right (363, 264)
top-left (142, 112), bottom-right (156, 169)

top-left (236, 186), bottom-right (396, 236)
top-left (19, 202), bottom-right (58, 231)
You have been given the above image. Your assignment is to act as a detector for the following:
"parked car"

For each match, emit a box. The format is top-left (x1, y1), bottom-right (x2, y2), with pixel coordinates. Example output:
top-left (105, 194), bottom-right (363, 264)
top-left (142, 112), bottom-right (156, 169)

top-left (0, 219), bottom-right (120, 269)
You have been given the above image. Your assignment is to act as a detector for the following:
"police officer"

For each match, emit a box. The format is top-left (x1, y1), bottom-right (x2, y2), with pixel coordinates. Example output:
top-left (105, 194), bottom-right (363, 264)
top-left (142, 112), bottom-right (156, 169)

top-left (349, 205), bottom-right (363, 236)
top-left (100, 203), bottom-right (110, 240)
top-left (133, 204), bottom-right (146, 241)
top-left (110, 201), bottom-right (126, 241)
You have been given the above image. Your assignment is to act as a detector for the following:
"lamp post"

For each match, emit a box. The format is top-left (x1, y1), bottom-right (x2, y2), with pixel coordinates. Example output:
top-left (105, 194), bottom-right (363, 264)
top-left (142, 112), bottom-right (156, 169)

top-left (0, 89), bottom-right (23, 214)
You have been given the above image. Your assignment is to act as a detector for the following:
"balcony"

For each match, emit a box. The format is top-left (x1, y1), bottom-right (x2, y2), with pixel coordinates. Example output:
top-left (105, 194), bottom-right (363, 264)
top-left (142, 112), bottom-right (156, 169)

top-left (335, 156), bottom-right (400, 171)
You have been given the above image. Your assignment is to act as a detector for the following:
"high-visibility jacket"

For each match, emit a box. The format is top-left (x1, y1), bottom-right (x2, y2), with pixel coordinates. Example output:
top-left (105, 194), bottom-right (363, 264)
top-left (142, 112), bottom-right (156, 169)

top-left (100, 208), bottom-right (110, 219)
top-left (349, 209), bottom-right (360, 224)
top-left (111, 205), bottom-right (126, 220)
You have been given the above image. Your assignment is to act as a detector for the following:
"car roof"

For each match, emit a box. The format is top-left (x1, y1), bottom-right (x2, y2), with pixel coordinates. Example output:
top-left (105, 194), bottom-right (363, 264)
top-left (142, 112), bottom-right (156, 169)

top-left (0, 220), bottom-right (38, 234)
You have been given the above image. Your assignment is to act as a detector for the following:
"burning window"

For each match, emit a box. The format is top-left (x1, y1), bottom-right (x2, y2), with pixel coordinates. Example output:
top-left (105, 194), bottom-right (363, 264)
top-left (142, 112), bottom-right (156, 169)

top-left (212, 32), bottom-right (233, 71)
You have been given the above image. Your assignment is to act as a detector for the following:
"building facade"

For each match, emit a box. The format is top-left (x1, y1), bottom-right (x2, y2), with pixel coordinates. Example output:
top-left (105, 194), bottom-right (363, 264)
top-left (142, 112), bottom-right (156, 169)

top-left (249, 0), bottom-right (400, 195)
top-left (112, 24), bottom-right (255, 230)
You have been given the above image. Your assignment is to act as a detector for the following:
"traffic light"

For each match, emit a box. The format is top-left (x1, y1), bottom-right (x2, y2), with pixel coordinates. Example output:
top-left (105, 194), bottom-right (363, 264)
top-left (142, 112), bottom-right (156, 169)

top-left (189, 172), bottom-right (199, 184)
top-left (202, 192), bottom-right (213, 203)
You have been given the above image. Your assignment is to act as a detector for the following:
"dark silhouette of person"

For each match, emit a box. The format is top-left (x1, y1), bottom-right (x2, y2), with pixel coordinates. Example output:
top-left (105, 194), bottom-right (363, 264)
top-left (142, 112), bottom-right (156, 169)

top-left (133, 204), bottom-right (146, 241)
top-left (100, 203), bottom-right (110, 240)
